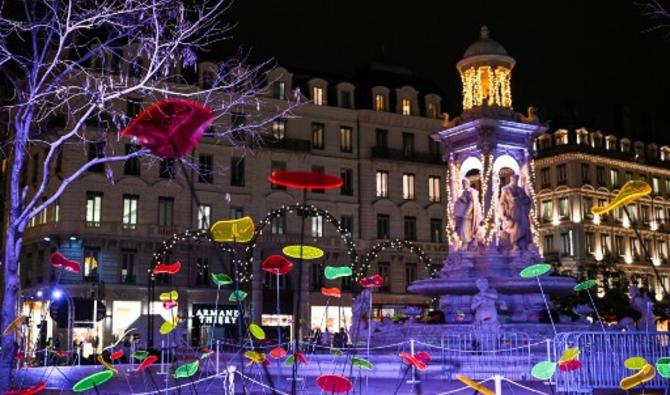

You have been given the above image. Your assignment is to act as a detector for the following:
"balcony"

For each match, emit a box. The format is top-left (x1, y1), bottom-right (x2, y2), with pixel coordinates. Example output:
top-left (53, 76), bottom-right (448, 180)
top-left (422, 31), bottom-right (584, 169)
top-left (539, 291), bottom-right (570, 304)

top-left (535, 143), bottom-right (670, 170)
top-left (371, 147), bottom-right (442, 165)
top-left (264, 137), bottom-right (311, 152)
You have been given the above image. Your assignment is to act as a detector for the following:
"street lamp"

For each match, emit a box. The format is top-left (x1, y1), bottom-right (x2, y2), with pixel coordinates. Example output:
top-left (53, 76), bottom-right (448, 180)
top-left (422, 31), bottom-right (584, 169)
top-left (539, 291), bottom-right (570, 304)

top-left (50, 286), bottom-right (74, 357)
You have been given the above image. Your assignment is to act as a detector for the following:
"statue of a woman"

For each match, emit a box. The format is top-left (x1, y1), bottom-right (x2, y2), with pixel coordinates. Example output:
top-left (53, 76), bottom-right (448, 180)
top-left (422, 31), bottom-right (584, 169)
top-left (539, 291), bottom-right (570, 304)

top-left (454, 178), bottom-right (481, 250)
top-left (499, 173), bottom-right (532, 251)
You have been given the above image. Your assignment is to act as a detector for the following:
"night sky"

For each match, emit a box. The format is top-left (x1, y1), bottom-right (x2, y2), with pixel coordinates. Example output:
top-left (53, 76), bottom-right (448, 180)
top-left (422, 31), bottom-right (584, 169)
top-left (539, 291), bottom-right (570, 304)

top-left (226, 1), bottom-right (670, 144)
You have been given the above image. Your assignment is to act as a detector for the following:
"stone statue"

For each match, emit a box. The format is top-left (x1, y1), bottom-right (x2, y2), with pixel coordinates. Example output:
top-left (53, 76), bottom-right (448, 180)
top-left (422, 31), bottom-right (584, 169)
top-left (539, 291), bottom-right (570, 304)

top-left (470, 278), bottom-right (504, 331)
top-left (629, 286), bottom-right (656, 332)
top-left (499, 173), bottom-right (532, 252)
top-left (454, 178), bottom-right (481, 250)
top-left (350, 288), bottom-right (373, 342)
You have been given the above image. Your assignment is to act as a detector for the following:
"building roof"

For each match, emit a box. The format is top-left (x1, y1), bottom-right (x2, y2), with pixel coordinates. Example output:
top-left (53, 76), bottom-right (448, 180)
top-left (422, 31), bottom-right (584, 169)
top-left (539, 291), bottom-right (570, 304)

top-left (462, 26), bottom-right (509, 58)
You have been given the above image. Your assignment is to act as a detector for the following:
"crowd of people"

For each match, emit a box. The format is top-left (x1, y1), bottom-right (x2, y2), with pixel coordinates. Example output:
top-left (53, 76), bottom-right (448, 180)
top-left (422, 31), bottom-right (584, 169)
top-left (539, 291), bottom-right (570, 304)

top-left (306, 327), bottom-right (348, 351)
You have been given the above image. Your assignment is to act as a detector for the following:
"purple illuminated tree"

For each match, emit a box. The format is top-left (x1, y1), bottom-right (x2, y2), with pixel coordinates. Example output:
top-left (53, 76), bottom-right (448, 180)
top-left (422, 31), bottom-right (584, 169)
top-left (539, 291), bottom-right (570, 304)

top-left (0, 0), bottom-right (297, 387)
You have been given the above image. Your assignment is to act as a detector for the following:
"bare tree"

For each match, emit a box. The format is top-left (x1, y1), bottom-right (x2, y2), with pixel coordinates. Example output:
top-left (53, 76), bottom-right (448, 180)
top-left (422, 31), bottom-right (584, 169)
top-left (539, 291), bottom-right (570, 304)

top-left (0, 0), bottom-right (297, 387)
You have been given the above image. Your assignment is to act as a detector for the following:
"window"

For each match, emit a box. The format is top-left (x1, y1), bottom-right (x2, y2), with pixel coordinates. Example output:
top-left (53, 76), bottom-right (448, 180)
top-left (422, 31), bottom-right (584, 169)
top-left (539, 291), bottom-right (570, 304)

top-left (644, 238), bottom-right (652, 255)
top-left (122, 195), bottom-right (139, 229)
top-left (127, 97), bottom-right (141, 118)
top-left (626, 204), bottom-right (637, 221)
top-left (404, 216), bottom-right (417, 241)
top-left (196, 257), bottom-right (209, 285)
top-left (402, 173), bottom-right (415, 200)
top-left (581, 163), bottom-right (590, 183)
top-left (558, 197), bottom-right (569, 219)
top-left (159, 158), bottom-right (176, 179)
top-left (312, 123), bottom-right (324, 149)
top-left (631, 238), bottom-right (639, 257)
top-left (124, 144), bottom-right (141, 176)
top-left (641, 205), bottom-right (650, 225)
top-left (121, 249), bottom-right (136, 284)
top-left (340, 91), bottom-right (352, 108)
top-left (376, 129), bottom-right (388, 150)
top-left (598, 199), bottom-right (608, 219)
top-left (540, 168), bottom-right (550, 187)
top-left (376, 171), bottom-right (389, 198)
top-left (543, 235), bottom-right (554, 253)
top-left (402, 133), bottom-right (414, 158)
top-left (311, 263), bottom-right (324, 289)
top-left (655, 207), bottom-right (664, 223)
top-left (377, 214), bottom-right (390, 239)
top-left (582, 196), bottom-right (593, 219)
top-left (340, 169), bottom-right (353, 196)
top-left (340, 126), bottom-right (352, 152)
top-left (430, 219), bottom-right (443, 243)
top-left (659, 240), bottom-right (667, 259)
top-left (272, 81), bottom-right (286, 100)
top-left (312, 86), bottom-right (324, 105)
top-left (271, 119), bottom-right (286, 140)
top-left (557, 164), bottom-right (567, 184)
top-left (560, 232), bottom-right (573, 257)
top-left (428, 176), bottom-right (441, 202)
top-left (231, 158), bottom-right (245, 186)
top-left (666, 179), bottom-right (670, 195)
top-left (311, 215), bottom-right (324, 238)
top-left (83, 248), bottom-right (100, 279)
top-left (198, 155), bottom-right (213, 183)
top-left (374, 94), bottom-right (385, 112)
top-left (341, 215), bottom-right (353, 237)
top-left (610, 169), bottom-right (619, 188)
top-left (653, 176), bottom-right (660, 195)
top-left (87, 142), bottom-right (105, 173)
top-left (230, 207), bottom-right (244, 219)
top-left (401, 98), bottom-right (412, 115)
top-left (86, 192), bottom-right (103, 226)
top-left (596, 166), bottom-right (605, 186)
top-left (378, 262), bottom-right (390, 292)
top-left (585, 232), bottom-right (595, 254)
top-left (53, 201), bottom-right (60, 223)
top-left (271, 161), bottom-right (286, 190)
top-left (158, 197), bottom-right (174, 227)
top-left (625, 172), bottom-right (633, 182)
top-left (271, 214), bottom-right (286, 235)
top-left (427, 102), bottom-right (438, 118)
top-left (428, 137), bottom-right (441, 157)
top-left (405, 263), bottom-right (417, 289)
top-left (197, 205), bottom-right (211, 230)
top-left (541, 200), bottom-right (553, 222)
top-left (615, 235), bottom-right (625, 256)
top-left (601, 234), bottom-right (610, 253)
top-left (312, 166), bottom-right (325, 193)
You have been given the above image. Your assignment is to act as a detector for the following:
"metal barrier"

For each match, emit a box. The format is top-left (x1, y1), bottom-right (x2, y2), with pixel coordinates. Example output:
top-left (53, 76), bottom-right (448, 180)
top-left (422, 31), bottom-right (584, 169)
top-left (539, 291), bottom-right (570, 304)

top-left (554, 331), bottom-right (670, 393)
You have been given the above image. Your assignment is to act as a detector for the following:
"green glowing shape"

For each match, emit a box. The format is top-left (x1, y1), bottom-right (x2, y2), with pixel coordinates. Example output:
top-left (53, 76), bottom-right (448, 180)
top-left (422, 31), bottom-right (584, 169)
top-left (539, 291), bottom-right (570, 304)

top-left (351, 357), bottom-right (373, 370)
top-left (324, 266), bottom-right (352, 280)
top-left (625, 356), bottom-right (648, 370)
top-left (173, 360), bottom-right (200, 379)
top-left (329, 348), bottom-right (343, 356)
top-left (211, 273), bottom-right (233, 286)
top-left (132, 351), bottom-right (149, 361)
top-left (574, 279), bottom-right (598, 292)
top-left (250, 323), bottom-right (265, 340)
top-left (72, 369), bottom-right (114, 392)
top-left (520, 263), bottom-right (552, 278)
top-left (656, 357), bottom-right (670, 378)
top-left (282, 245), bottom-right (324, 260)
top-left (284, 354), bottom-right (296, 366)
top-left (229, 290), bottom-right (247, 302)
top-left (200, 352), bottom-right (212, 360)
top-left (531, 361), bottom-right (557, 380)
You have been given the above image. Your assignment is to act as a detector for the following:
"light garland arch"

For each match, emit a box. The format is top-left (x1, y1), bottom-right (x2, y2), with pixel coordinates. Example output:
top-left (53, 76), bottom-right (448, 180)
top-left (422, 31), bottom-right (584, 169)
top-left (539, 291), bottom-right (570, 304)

top-left (360, 239), bottom-right (436, 280)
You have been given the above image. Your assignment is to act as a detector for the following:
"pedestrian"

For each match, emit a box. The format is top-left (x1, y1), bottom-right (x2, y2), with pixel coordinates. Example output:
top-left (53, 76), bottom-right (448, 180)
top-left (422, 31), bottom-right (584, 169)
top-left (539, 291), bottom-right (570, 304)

top-left (338, 327), bottom-right (348, 349)
top-left (322, 328), bottom-right (332, 349)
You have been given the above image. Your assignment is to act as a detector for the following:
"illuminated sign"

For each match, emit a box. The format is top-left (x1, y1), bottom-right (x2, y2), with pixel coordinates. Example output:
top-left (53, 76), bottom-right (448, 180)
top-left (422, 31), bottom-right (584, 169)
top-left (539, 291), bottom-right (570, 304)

top-left (193, 304), bottom-right (240, 326)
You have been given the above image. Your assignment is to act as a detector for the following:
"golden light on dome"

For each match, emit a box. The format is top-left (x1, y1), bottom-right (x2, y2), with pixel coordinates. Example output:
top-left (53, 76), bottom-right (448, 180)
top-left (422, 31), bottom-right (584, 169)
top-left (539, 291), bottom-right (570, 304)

top-left (461, 65), bottom-right (512, 110)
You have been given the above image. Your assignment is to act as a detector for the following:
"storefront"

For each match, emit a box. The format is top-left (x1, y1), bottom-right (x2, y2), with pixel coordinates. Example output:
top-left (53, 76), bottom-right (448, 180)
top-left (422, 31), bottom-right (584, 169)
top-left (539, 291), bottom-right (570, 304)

top-left (190, 304), bottom-right (242, 346)
top-left (310, 305), bottom-right (352, 333)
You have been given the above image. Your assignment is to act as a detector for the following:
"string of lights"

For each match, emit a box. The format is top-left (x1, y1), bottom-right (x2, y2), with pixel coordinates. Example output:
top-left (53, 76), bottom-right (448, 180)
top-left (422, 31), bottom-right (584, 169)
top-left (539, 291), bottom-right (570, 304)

top-left (360, 239), bottom-right (436, 279)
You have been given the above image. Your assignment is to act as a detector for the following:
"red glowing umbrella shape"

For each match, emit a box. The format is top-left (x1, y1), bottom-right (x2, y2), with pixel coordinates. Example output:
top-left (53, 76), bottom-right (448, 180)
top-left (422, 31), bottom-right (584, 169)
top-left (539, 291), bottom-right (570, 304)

top-left (110, 350), bottom-right (124, 361)
top-left (261, 255), bottom-right (294, 276)
top-left (49, 252), bottom-right (81, 273)
top-left (360, 274), bottom-right (385, 288)
top-left (399, 352), bottom-right (427, 371)
top-left (153, 261), bottom-right (181, 275)
top-left (137, 355), bottom-right (158, 371)
top-left (321, 287), bottom-right (342, 298)
top-left (269, 347), bottom-right (287, 360)
top-left (121, 99), bottom-right (213, 158)
top-left (414, 351), bottom-right (432, 363)
top-left (558, 359), bottom-right (582, 372)
top-left (316, 374), bottom-right (353, 393)
top-left (268, 171), bottom-right (343, 190)
top-left (2, 381), bottom-right (46, 395)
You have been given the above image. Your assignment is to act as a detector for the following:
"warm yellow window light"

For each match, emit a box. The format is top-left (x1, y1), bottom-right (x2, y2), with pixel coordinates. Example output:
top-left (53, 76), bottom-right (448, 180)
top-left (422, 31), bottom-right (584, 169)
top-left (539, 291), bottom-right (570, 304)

top-left (210, 216), bottom-right (255, 243)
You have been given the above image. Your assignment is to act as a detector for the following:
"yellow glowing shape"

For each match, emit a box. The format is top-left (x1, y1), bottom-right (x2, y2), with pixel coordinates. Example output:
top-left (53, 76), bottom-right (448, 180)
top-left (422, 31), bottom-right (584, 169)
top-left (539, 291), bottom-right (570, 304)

top-left (455, 374), bottom-right (495, 395)
top-left (3, 315), bottom-right (27, 336)
top-left (160, 317), bottom-right (180, 335)
top-left (210, 216), bottom-right (255, 243)
top-left (244, 351), bottom-right (266, 365)
top-left (620, 363), bottom-right (656, 391)
top-left (159, 290), bottom-right (178, 302)
top-left (282, 245), bottom-right (324, 260)
top-left (591, 180), bottom-right (651, 216)
top-left (559, 347), bottom-right (580, 364)
top-left (97, 355), bottom-right (119, 374)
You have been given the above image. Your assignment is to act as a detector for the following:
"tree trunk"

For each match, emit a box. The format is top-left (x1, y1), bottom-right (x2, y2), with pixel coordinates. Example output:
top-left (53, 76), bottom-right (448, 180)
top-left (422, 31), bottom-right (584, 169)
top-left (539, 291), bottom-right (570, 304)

top-left (0, 227), bottom-right (20, 392)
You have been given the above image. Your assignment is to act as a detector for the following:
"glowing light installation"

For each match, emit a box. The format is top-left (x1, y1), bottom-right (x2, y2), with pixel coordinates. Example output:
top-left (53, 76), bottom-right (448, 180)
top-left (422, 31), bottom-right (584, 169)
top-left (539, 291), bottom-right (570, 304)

top-left (249, 323), bottom-right (265, 340)
top-left (210, 216), bottom-right (255, 243)
top-left (620, 363), bottom-right (656, 390)
top-left (49, 252), bottom-right (81, 273)
top-left (282, 245), bottom-right (324, 260)
top-left (2, 315), bottom-right (26, 336)
top-left (261, 255), bottom-right (294, 275)
top-left (152, 261), bottom-right (181, 275)
top-left (316, 375), bottom-right (353, 393)
top-left (268, 171), bottom-right (343, 190)
top-left (2, 381), bottom-right (46, 395)
top-left (72, 370), bottom-right (114, 392)
top-left (591, 180), bottom-right (651, 216)
top-left (324, 266), bottom-right (352, 280)
top-left (173, 360), bottom-right (200, 379)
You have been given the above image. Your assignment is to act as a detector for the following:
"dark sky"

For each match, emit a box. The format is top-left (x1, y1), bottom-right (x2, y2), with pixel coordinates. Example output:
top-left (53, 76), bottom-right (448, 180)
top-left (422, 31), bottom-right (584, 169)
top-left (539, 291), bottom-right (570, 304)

top-left (226, 1), bottom-right (670, 144)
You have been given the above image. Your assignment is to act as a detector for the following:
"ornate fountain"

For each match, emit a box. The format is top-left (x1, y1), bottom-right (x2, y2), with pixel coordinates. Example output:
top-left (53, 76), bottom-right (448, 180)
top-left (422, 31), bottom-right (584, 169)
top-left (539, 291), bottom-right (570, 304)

top-left (407, 26), bottom-right (576, 328)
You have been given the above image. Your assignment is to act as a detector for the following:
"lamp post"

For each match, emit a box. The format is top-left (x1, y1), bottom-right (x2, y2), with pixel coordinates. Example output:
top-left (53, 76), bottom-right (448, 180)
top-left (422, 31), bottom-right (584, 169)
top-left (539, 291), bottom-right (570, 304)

top-left (51, 286), bottom-right (74, 359)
